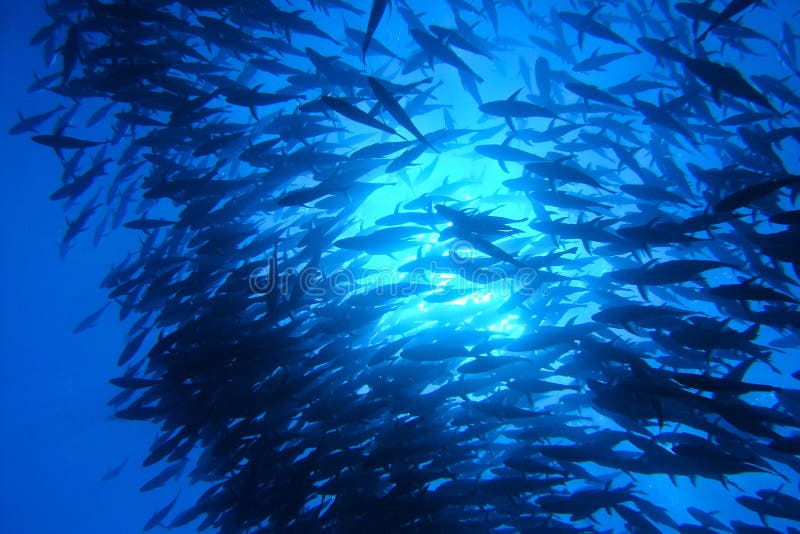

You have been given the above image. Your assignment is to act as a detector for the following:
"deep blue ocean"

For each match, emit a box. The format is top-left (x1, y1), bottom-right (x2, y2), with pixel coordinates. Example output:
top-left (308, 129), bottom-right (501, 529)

top-left (2, 1), bottom-right (800, 532)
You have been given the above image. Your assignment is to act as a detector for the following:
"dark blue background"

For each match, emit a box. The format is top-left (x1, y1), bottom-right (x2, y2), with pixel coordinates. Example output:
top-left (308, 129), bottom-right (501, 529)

top-left (0, 3), bottom-right (187, 532)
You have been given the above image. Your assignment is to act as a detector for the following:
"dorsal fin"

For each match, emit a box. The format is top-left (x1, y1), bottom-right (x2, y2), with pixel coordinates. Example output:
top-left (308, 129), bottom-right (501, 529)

top-left (507, 88), bottom-right (523, 101)
top-left (725, 357), bottom-right (757, 382)
top-left (743, 323), bottom-right (759, 340)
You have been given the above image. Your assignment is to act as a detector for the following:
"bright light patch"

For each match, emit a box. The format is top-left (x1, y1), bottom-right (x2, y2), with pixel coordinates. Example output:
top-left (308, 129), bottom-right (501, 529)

top-left (472, 291), bottom-right (494, 304)
top-left (448, 294), bottom-right (473, 306)
top-left (433, 273), bottom-right (455, 287)
top-left (327, 140), bottom-right (550, 344)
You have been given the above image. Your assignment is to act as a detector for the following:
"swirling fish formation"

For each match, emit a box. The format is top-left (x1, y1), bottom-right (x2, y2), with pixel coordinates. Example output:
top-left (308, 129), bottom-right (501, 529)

top-left (15, 0), bottom-right (800, 531)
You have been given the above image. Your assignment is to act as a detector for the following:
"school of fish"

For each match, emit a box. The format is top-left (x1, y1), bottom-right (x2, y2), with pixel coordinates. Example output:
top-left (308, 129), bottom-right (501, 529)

top-left (13, 0), bottom-right (800, 531)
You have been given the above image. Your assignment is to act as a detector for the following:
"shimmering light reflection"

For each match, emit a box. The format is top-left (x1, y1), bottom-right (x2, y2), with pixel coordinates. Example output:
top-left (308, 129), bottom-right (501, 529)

top-left (337, 146), bottom-right (542, 342)
top-left (489, 314), bottom-right (522, 336)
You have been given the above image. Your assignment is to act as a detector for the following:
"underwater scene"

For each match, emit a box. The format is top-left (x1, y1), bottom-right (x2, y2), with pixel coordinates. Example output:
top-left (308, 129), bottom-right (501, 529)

top-left (3, 0), bottom-right (800, 532)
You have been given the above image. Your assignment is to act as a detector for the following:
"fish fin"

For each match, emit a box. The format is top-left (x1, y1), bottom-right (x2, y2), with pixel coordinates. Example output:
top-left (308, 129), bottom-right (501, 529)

top-left (743, 323), bottom-right (759, 340)
top-left (711, 87), bottom-right (721, 105)
top-left (637, 285), bottom-right (649, 302)
top-left (652, 398), bottom-right (664, 428)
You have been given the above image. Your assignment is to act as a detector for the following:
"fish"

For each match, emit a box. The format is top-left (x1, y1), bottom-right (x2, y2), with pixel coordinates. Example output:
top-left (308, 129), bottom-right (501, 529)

top-left (334, 226), bottom-right (427, 256)
top-left (220, 84), bottom-right (304, 119)
top-left (708, 278), bottom-right (799, 305)
top-left (73, 302), bottom-right (111, 334)
top-left (480, 89), bottom-right (569, 130)
top-left (559, 6), bottom-right (639, 51)
top-left (60, 195), bottom-right (101, 259)
top-left (367, 76), bottom-right (437, 151)
top-left (143, 492), bottom-right (181, 531)
top-left (565, 81), bottom-right (632, 108)
top-left (696, 0), bottom-right (764, 42)
top-left (32, 128), bottom-right (105, 159)
top-left (683, 56), bottom-right (776, 111)
top-left (534, 56), bottom-right (551, 101)
top-left (139, 461), bottom-right (186, 492)
top-left (713, 175), bottom-right (800, 213)
top-left (430, 24), bottom-right (493, 60)
top-left (525, 156), bottom-right (614, 193)
top-left (592, 304), bottom-right (691, 330)
top-left (321, 95), bottom-right (403, 138)
top-left (572, 48), bottom-right (634, 72)
top-left (8, 104), bottom-right (65, 135)
top-left (362, 0), bottom-right (390, 63)
top-left (620, 184), bottom-right (699, 206)
top-left (100, 457), bottom-right (128, 481)
top-left (410, 28), bottom-right (484, 83)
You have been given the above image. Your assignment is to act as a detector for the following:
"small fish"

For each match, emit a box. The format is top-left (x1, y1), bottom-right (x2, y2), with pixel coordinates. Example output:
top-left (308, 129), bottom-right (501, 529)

top-left (100, 458), bottom-right (128, 481)
top-left (73, 302), bottom-right (110, 334)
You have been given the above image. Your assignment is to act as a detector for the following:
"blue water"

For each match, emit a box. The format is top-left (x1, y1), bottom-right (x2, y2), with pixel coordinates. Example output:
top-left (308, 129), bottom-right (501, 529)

top-left (0, 4), bottom-right (190, 533)
top-left (1, 1), bottom-right (799, 532)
